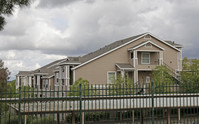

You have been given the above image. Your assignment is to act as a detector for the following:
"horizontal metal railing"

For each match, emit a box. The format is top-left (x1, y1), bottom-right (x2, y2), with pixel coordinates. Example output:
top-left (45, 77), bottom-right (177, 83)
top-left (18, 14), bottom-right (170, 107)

top-left (1, 82), bottom-right (199, 124)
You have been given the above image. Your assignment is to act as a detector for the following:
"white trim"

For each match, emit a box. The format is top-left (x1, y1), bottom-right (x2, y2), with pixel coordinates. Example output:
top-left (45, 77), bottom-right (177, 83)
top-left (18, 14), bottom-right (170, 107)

top-left (128, 41), bottom-right (165, 51)
top-left (120, 68), bottom-right (135, 70)
top-left (138, 69), bottom-right (152, 71)
top-left (72, 32), bottom-right (180, 70)
top-left (58, 63), bottom-right (81, 66)
top-left (34, 73), bottom-right (48, 75)
top-left (146, 76), bottom-right (150, 83)
top-left (133, 51), bottom-right (137, 67)
top-left (115, 64), bottom-right (121, 69)
top-left (48, 75), bottom-right (54, 79)
top-left (136, 50), bottom-right (161, 52)
top-left (141, 52), bottom-right (150, 64)
top-left (107, 71), bottom-right (116, 84)
top-left (73, 70), bottom-right (75, 83)
top-left (134, 70), bottom-right (138, 83)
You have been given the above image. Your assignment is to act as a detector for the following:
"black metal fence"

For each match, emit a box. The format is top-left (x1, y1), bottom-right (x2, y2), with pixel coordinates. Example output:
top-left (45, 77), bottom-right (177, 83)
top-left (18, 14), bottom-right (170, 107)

top-left (1, 82), bottom-right (199, 124)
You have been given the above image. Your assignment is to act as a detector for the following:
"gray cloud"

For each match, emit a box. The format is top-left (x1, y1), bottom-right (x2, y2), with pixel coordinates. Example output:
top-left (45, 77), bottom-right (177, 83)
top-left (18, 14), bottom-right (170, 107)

top-left (37, 0), bottom-right (95, 8)
top-left (38, 0), bottom-right (79, 8)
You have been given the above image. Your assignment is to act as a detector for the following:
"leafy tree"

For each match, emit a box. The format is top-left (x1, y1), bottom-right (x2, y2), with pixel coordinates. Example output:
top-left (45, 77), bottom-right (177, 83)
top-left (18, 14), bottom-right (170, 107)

top-left (181, 57), bottom-right (199, 82)
top-left (6, 80), bottom-right (17, 98)
top-left (0, 59), bottom-right (10, 92)
top-left (109, 73), bottom-right (134, 95)
top-left (68, 78), bottom-right (96, 96)
top-left (180, 57), bottom-right (199, 93)
top-left (152, 65), bottom-right (174, 93)
top-left (0, 0), bottom-right (30, 30)
top-left (18, 85), bottom-right (34, 98)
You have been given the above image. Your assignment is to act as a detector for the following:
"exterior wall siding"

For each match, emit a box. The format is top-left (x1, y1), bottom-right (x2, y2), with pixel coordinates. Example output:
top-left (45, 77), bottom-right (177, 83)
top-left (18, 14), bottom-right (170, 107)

top-left (75, 36), bottom-right (180, 84)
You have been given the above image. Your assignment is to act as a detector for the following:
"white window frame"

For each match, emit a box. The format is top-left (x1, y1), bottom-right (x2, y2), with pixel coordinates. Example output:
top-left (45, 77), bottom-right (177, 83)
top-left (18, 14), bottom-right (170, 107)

top-left (146, 76), bottom-right (150, 83)
top-left (141, 52), bottom-right (150, 64)
top-left (56, 73), bottom-right (59, 84)
top-left (107, 71), bottom-right (116, 84)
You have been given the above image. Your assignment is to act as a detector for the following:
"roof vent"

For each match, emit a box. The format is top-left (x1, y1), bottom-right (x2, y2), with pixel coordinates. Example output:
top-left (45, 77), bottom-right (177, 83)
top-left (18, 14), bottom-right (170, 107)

top-left (144, 35), bottom-right (151, 39)
top-left (145, 43), bottom-right (152, 47)
top-left (74, 58), bottom-right (79, 61)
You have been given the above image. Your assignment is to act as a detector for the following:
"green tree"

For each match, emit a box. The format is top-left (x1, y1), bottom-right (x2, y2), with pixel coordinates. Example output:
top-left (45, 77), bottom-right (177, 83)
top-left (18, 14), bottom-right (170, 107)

top-left (152, 65), bottom-right (174, 93)
top-left (68, 78), bottom-right (96, 96)
top-left (180, 57), bottom-right (199, 93)
top-left (0, 0), bottom-right (30, 30)
top-left (109, 73), bottom-right (134, 95)
top-left (6, 80), bottom-right (17, 98)
top-left (18, 85), bottom-right (33, 98)
top-left (0, 59), bottom-right (10, 92)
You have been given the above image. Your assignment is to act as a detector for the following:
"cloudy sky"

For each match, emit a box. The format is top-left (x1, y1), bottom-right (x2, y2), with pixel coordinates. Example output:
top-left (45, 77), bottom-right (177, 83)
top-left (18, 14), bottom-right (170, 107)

top-left (1, 0), bottom-right (199, 80)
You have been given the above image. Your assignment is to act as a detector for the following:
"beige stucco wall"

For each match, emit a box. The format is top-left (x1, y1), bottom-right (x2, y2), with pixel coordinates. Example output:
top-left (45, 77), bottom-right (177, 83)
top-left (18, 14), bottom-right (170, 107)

top-left (75, 36), bottom-right (180, 84)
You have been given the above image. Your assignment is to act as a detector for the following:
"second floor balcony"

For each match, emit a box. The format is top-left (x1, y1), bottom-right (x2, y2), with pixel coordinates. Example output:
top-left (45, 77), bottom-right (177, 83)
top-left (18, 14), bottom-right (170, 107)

top-left (129, 51), bottom-right (163, 70)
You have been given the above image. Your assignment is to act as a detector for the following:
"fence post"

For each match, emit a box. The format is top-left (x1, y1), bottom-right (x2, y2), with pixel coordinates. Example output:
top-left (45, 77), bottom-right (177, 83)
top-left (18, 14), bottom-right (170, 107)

top-left (79, 83), bottom-right (82, 124)
top-left (18, 86), bottom-right (21, 124)
top-left (151, 82), bottom-right (154, 124)
top-left (0, 99), bottom-right (1, 124)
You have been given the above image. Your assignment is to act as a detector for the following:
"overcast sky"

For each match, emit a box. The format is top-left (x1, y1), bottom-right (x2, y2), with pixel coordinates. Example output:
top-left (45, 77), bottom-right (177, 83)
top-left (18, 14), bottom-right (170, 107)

top-left (1, 0), bottom-right (199, 80)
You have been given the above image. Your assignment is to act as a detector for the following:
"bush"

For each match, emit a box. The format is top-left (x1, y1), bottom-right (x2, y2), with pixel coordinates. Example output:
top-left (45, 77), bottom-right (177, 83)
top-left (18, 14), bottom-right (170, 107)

top-left (109, 73), bottom-right (134, 95)
top-left (152, 65), bottom-right (173, 94)
top-left (30, 116), bottom-right (54, 124)
top-left (67, 78), bottom-right (97, 96)
top-left (1, 114), bottom-right (18, 124)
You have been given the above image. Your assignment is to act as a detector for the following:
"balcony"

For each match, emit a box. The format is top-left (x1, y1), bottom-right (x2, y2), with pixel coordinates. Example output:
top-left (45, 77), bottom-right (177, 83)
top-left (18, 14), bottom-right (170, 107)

top-left (130, 51), bottom-right (162, 70)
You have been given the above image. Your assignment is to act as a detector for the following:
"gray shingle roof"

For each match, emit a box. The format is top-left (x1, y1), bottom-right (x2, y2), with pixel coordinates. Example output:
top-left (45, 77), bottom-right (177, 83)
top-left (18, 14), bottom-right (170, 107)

top-left (79, 33), bottom-right (145, 63)
top-left (33, 58), bottom-right (67, 77)
top-left (16, 58), bottom-right (67, 77)
top-left (33, 59), bottom-right (65, 73)
top-left (16, 71), bottom-right (33, 76)
top-left (116, 63), bottom-right (134, 69)
top-left (59, 57), bottom-right (81, 65)
top-left (165, 41), bottom-right (182, 48)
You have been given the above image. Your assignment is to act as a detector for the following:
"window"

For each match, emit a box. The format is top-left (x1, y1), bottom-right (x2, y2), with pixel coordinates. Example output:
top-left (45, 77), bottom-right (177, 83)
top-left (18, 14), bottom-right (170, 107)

top-left (62, 68), bottom-right (65, 78)
top-left (146, 76), bottom-right (150, 83)
top-left (130, 52), bottom-right (134, 59)
top-left (46, 80), bottom-right (48, 88)
top-left (56, 73), bottom-right (59, 83)
top-left (62, 79), bottom-right (64, 85)
top-left (141, 53), bottom-right (150, 64)
top-left (107, 71), bottom-right (116, 84)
